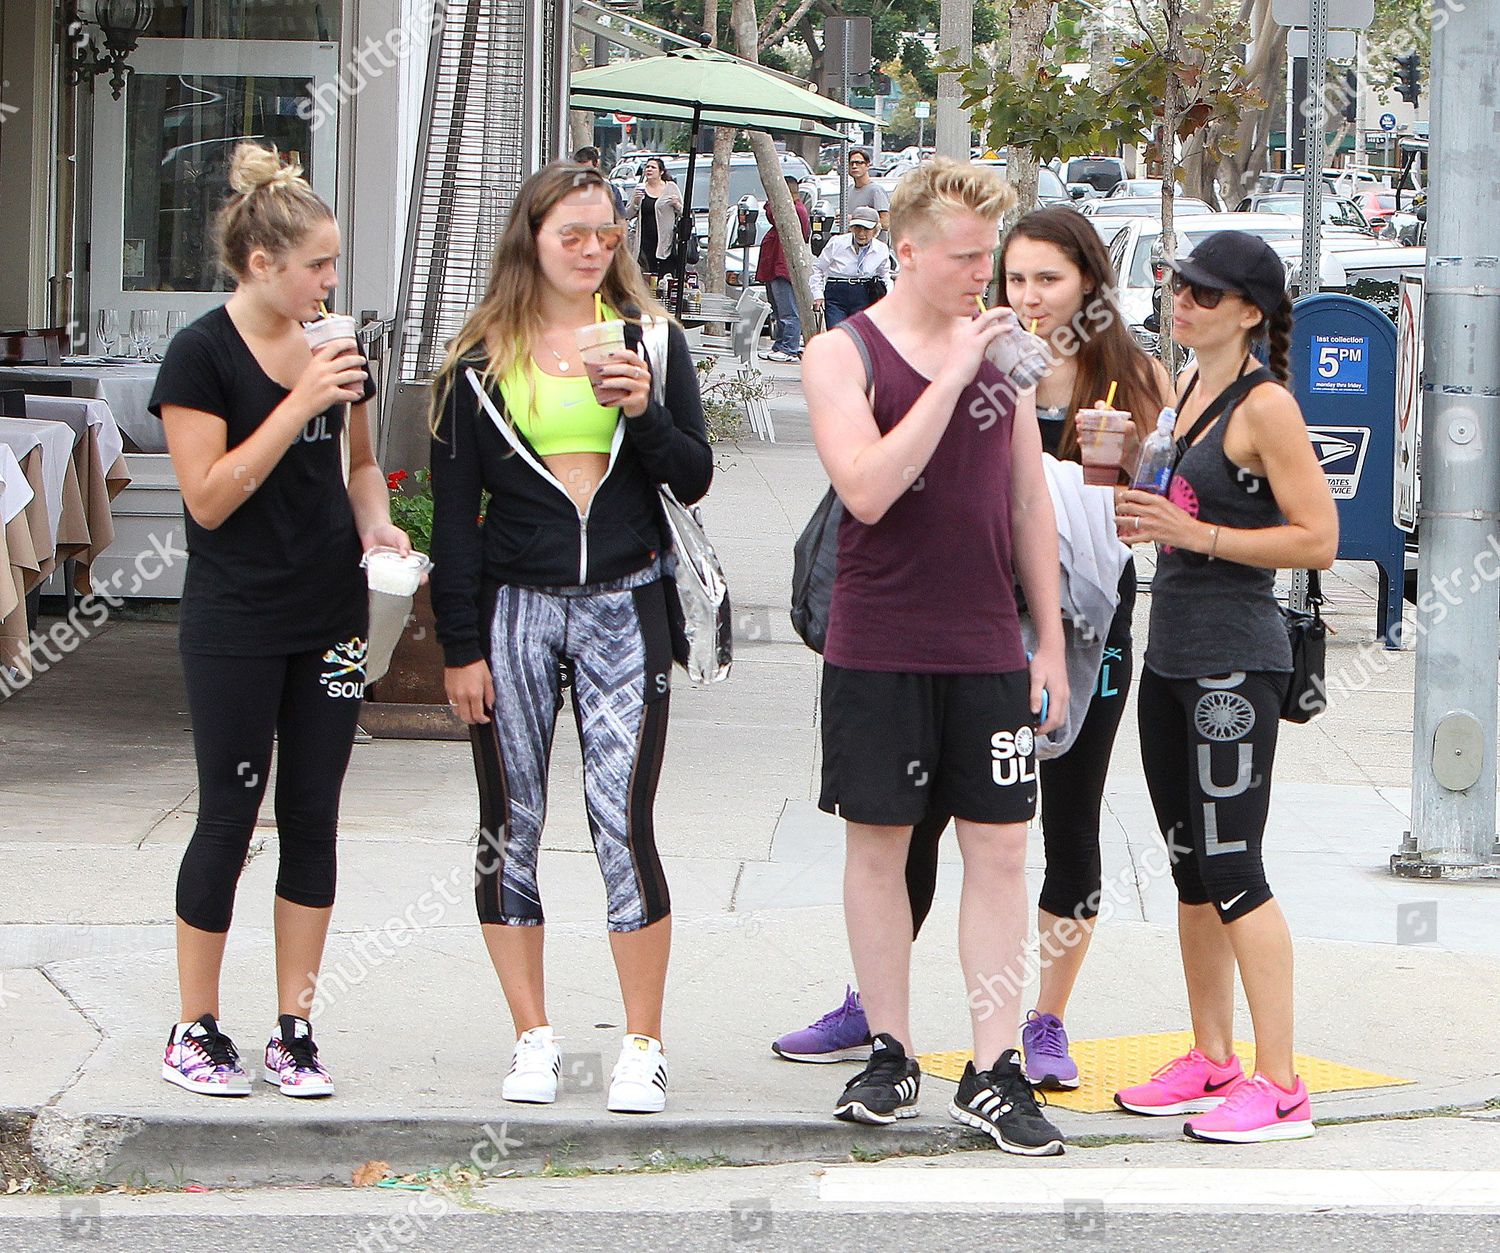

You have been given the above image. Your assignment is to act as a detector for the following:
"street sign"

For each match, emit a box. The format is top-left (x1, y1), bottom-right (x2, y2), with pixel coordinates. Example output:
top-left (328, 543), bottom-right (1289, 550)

top-left (914, 102), bottom-right (930, 118)
top-left (1288, 28), bottom-right (1357, 58)
top-left (1394, 274), bottom-right (1423, 533)
top-left (1291, 293), bottom-right (1405, 643)
top-left (1273, 0), bottom-right (1374, 28)
top-left (823, 15), bottom-right (873, 95)
top-left (1379, 112), bottom-right (1397, 132)
top-left (613, 112), bottom-right (634, 124)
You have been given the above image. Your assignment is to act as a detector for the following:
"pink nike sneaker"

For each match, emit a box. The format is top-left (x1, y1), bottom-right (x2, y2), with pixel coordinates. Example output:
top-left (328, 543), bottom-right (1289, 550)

top-left (1184, 1073), bottom-right (1315, 1143)
top-left (1114, 1047), bottom-right (1246, 1116)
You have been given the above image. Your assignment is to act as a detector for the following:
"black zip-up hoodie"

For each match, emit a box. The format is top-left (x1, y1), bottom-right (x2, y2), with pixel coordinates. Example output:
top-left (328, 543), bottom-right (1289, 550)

top-left (429, 315), bottom-right (712, 668)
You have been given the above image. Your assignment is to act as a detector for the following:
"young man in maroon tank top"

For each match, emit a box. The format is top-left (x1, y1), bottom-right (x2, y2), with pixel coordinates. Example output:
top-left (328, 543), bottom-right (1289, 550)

top-left (801, 158), bottom-right (1070, 1156)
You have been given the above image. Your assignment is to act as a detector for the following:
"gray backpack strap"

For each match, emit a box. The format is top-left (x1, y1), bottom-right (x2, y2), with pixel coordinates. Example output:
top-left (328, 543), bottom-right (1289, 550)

top-left (836, 318), bottom-right (874, 400)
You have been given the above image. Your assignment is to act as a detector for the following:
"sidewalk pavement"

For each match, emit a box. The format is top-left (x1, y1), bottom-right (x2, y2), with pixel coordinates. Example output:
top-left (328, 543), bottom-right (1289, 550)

top-left (4, 365), bottom-right (1499, 1188)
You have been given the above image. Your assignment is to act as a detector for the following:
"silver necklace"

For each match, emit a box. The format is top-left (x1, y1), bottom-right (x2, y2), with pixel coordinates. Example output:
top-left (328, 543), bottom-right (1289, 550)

top-left (538, 331), bottom-right (572, 372)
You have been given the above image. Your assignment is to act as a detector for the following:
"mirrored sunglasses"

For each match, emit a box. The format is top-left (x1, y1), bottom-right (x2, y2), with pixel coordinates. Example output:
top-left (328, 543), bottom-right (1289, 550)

top-left (557, 223), bottom-right (626, 251)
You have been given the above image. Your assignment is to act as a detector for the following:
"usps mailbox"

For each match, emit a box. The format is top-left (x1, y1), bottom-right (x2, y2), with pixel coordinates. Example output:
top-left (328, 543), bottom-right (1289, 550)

top-left (1290, 293), bottom-right (1405, 647)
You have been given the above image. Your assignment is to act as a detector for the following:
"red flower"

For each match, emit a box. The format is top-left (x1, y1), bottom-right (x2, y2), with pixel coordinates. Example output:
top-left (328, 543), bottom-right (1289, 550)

top-left (386, 469), bottom-right (409, 491)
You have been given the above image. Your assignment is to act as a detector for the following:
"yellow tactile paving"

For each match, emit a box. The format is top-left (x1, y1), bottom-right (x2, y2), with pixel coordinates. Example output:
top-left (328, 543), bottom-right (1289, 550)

top-left (918, 1031), bottom-right (1411, 1113)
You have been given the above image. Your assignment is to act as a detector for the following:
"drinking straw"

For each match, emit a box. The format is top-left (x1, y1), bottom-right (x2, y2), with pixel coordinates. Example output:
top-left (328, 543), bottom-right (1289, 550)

top-left (974, 294), bottom-right (986, 312)
top-left (595, 293), bottom-right (604, 322)
top-left (1031, 319), bottom-right (1039, 334)
top-left (1105, 380), bottom-right (1119, 408)
top-left (318, 301), bottom-right (329, 317)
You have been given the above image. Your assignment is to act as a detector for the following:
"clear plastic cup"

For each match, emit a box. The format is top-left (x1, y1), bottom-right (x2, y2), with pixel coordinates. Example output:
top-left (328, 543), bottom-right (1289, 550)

top-left (362, 547), bottom-right (430, 596)
top-left (575, 320), bottom-right (629, 404)
top-left (361, 547), bottom-right (432, 687)
top-left (1076, 409), bottom-right (1135, 486)
top-left (985, 322), bottom-right (1051, 389)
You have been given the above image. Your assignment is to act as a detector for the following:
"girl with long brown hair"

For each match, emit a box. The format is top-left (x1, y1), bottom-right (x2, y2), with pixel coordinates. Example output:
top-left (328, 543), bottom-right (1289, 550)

top-left (429, 162), bottom-right (711, 1114)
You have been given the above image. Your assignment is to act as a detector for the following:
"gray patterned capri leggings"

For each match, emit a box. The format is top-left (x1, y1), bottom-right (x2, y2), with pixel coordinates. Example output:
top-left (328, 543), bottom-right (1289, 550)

top-left (469, 564), bottom-right (674, 932)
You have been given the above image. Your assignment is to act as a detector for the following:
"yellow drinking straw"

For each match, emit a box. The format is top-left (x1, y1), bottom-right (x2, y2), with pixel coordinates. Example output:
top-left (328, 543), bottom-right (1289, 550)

top-left (1105, 380), bottom-right (1119, 408)
top-left (1031, 318), bottom-right (1039, 334)
top-left (318, 301), bottom-right (329, 317)
top-left (975, 294), bottom-right (986, 312)
top-left (595, 293), bottom-right (604, 322)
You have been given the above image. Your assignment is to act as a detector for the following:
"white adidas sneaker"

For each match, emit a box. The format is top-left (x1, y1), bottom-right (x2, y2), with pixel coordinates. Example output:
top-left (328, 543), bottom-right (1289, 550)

top-left (502, 1026), bottom-right (561, 1104)
top-left (607, 1033), bottom-right (668, 1114)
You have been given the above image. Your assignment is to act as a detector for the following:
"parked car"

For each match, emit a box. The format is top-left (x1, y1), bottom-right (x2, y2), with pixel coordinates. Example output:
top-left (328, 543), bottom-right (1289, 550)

top-left (608, 151), bottom-right (674, 198)
top-left (1253, 172), bottom-right (1338, 195)
top-left (662, 152), bottom-right (814, 236)
top-left (1232, 193), bottom-right (1375, 237)
top-left (969, 158), bottom-right (1071, 205)
top-left (1107, 178), bottom-right (1185, 198)
top-left (1081, 196), bottom-right (1213, 220)
top-left (1062, 155), bottom-right (1127, 194)
top-left (1355, 189), bottom-right (1407, 236)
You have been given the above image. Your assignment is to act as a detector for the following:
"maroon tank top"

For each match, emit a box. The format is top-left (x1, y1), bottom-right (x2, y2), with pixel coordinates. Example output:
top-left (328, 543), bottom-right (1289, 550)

top-left (823, 311), bottom-right (1027, 674)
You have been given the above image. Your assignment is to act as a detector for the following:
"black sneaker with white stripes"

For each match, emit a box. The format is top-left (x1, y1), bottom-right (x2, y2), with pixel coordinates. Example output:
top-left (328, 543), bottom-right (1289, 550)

top-left (949, 1049), bottom-right (1066, 1156)
top-left (834, 1032), bottom-right (920, 1125)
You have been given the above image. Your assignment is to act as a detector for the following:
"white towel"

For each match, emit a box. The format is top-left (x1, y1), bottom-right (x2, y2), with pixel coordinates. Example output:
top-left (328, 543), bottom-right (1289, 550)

top-left (1042, 453), bottom-right (1130, 640)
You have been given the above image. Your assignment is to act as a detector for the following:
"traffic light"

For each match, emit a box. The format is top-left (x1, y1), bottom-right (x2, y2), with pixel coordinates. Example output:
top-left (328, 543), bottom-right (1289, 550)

top-left (1342, 70), bottom-right (1357, 124)
top-left (1395, 53), bottom-right (1421, 107)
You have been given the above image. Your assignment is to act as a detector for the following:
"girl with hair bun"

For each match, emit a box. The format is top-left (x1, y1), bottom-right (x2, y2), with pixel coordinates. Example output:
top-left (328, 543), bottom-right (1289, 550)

top-left (1111, 230), bottom-right (1337, 1143)
top-left (149, 142), bottom-right (411, 1100)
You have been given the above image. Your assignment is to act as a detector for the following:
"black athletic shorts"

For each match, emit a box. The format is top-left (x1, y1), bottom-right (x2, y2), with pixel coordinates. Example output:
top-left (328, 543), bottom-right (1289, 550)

top-left (818, 663), bottom-right (1038, 827)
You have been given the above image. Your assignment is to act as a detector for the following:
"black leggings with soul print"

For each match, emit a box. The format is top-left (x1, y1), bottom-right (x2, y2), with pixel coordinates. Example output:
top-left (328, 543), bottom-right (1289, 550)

top-left (176, 637), bottom-right (367, 933)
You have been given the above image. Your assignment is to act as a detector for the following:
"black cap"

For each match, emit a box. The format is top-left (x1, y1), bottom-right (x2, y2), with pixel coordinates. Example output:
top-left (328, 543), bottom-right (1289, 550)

top-left (1167, 230), bottom-right (1286, 317)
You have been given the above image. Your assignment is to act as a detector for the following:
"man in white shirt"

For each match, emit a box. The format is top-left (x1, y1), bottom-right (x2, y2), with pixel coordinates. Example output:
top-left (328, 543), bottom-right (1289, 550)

top-left (811, 207), bottom-right (893, 329)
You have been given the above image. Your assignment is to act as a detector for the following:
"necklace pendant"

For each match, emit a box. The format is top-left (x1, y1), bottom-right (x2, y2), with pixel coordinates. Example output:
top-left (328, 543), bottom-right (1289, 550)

top-left (557, 360), bottom-right (569, 372)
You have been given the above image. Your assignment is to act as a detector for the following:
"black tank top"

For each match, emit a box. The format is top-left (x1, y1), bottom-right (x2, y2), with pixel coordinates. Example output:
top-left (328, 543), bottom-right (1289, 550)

top-left (1145, 376), bottom-right (1292, 678)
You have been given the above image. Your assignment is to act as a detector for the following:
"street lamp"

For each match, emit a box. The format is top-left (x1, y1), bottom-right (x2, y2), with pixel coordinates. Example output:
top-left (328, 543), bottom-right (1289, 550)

top-left (66, 1), bottom-right (155, 101)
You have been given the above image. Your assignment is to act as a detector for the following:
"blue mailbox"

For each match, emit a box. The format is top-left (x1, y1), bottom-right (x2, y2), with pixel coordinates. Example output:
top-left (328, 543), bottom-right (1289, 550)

top-left (1290, 293), bottom-right (1405, 648)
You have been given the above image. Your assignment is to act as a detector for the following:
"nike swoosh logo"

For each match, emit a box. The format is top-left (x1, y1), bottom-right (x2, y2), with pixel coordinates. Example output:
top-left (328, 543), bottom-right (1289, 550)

top-left (1219, 891), bottom-right (1248, 912)
top-left (1276, 1098), bottom-right (1306, 1119)
top-left (1204, 1076), bottom-right (1238, 1093)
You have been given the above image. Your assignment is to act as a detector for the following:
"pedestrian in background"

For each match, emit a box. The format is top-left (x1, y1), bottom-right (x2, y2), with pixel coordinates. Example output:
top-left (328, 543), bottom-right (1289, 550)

top-left (1112, 231), bottom-right (1337, 1144)
top-left (755, 175), bottom-right (812, 362)
top-left (625, 157), bottom-right (684, 284)
top-left (151, 142), bottom-right (410, 1101)
top-left (428, 162), bottom-right (712, 1116)
top-left (810, 206), bottom-right (892, 330)
top-left (846, 147), bottom-right (891, 241)
top-left (574, 144), bottom-right (625, 217)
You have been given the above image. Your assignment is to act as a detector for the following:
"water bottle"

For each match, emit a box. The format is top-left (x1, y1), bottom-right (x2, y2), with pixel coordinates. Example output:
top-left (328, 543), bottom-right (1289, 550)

top-left (1130, 407), bottom-right (1178, 495)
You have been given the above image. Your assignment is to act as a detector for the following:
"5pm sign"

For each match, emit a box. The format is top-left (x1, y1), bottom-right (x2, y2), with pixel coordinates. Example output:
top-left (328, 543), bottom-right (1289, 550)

top-left (1311, 335), bottom-right (1370, 394)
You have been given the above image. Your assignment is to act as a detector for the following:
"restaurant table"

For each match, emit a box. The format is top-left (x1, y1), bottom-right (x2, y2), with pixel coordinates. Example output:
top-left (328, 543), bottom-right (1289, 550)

top-left (0, 443), bottom-right (40, 680)
top-left (0, 360), bottom-right (162, 453)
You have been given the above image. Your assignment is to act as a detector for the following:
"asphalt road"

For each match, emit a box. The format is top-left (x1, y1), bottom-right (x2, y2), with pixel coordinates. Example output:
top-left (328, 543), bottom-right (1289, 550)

top-left (1, 1211), bottom-right (1496, 1253)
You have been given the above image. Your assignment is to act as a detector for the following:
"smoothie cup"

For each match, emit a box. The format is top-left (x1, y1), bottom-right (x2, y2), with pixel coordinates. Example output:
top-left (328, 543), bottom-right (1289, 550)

top-left (303, 312), bottom-right (360, 355)
top-left (1075, 409), bottom-right (1136, 486)
top-left (361, 547), bottom-right (432, 686)
top-left (575, 320), bottom-right (629, 405)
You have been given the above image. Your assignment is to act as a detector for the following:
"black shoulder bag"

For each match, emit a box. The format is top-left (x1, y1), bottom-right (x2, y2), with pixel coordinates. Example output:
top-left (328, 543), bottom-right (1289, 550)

top-left (1173, 366), bottom-right (1327, 724)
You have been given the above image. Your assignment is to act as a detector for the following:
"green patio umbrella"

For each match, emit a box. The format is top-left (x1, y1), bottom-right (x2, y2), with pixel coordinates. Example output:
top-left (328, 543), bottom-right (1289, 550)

top-left (571, 44), bottom-right (877, 315)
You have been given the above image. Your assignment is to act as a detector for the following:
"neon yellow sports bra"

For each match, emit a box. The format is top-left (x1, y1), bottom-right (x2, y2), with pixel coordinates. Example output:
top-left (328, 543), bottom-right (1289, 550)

top-left (498, 361), bottom-right (620, 457)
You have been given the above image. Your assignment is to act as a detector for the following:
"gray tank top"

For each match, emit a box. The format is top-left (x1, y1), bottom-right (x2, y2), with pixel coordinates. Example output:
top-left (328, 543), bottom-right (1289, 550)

top-left (1145, 380), bottom-right (1292, 678)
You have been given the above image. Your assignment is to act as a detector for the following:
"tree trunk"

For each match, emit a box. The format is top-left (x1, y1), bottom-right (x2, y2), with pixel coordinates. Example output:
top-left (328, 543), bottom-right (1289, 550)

top-left (705, 126), bottom-right (735, 302)
top-left (1159, 0), bottom-right (1184, 377)
top-left (731, 0), bottom-right (816, 337)
top-left (1004, 0), bottom-right (1051, 226)
top-left (936, 0), bottom-right (974, 158)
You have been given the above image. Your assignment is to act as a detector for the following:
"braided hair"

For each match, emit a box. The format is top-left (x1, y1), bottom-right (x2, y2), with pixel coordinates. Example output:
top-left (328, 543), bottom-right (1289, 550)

top-left (1260, 293), bottom-right (1293, 384)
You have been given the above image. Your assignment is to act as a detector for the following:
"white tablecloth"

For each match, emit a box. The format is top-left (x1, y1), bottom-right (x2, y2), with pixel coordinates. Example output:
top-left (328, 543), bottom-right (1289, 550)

top-left (0, 362), bottom-right (162, 453)
top-left (20, 394), bottom-right (127, 476)
top-left (0, 418), bottom-right (76, 549)
top-left (0, 444), bottom-right (33, 527)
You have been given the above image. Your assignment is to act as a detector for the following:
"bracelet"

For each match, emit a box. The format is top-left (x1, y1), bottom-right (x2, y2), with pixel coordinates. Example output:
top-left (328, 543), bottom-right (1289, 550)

top-left (1207, 525), bottom-right (1221, 561)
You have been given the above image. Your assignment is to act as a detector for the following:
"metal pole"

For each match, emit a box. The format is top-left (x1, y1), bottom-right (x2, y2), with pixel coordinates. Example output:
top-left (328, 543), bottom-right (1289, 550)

top-left (1298, 1), bottom-right (1327, 300)
top-left (674, 104), bottom-right (702, 321)
top-left (934, 0), bottom-right (971, 159)
top-left (839, 35), bottom-right (851, 235)
top-left (1395, 0), bottom-right (1500, 879)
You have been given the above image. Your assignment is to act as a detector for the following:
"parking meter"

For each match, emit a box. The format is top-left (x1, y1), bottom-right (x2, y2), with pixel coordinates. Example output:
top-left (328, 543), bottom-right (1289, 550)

top-left (732, 197), bottom-right (759, 249)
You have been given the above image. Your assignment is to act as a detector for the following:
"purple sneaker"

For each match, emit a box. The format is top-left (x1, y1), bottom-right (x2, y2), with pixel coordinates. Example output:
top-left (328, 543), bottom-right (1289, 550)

top-left (1020, 1010), bottom-right (1080, 1090)
top-left (772, 986), bottom-right (871, 1063)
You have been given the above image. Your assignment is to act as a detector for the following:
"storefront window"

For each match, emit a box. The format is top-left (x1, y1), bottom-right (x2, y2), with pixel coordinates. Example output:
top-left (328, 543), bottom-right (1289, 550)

top-left (122, 73), bottom-right (321, 292)
top-left (146, 1), bottom-right (341, 40)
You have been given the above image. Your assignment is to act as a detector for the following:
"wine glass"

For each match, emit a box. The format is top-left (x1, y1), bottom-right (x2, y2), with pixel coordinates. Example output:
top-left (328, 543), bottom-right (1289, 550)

top-left (165, 310), bottom-right (188, 346)
top-left (130, 309), bottom-right (163, 361)
top-left (96, 309), bottom-right (120, 357)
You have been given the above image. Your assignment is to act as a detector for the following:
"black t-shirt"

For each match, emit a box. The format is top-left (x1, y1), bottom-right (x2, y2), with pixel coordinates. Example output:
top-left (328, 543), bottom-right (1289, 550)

top-left (148, 305), bottom-right (373, 655)
top-left (639, 194), bottom-right (659, 261)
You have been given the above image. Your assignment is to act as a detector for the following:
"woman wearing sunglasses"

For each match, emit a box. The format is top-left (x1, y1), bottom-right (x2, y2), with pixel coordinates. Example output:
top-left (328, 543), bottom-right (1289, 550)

top-left (626, 158), bottom-right (684, 281)
top-left (428, 162), bottom-right (712, 1115)
top-left (1112, 231), bottom-right (1336, 1143)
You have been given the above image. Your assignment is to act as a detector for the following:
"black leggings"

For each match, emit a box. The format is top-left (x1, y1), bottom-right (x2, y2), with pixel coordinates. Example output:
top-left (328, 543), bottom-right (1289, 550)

top-left (176, 640), bottom-right (366, 933)
top-left (1136, 666), bottom-right (1287, 924)
top-left (904, 566), bottom-right (1136, 935)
